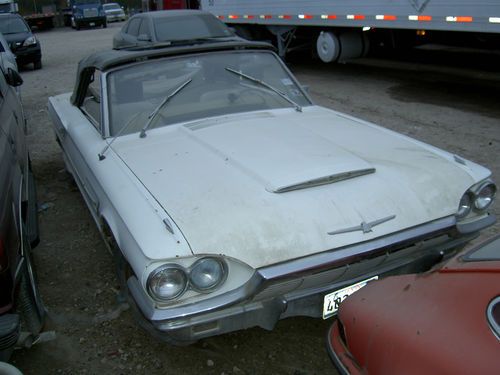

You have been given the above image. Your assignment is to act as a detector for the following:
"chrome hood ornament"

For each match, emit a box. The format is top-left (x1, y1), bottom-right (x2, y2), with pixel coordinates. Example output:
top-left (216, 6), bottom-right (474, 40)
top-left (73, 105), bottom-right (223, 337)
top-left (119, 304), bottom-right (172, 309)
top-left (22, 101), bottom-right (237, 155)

top-left (328, 215), bottom-right (396, 235)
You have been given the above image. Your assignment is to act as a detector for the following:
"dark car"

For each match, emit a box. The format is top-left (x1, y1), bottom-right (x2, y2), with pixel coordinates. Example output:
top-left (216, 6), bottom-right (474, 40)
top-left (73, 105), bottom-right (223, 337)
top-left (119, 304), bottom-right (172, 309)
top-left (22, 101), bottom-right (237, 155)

top-left (327, 235), bottom-right (500, 375)
top-left (0, 13), bottom-right (41, 70)
top-left (0, 64), bottom-right (45, 361)
top-left (112, 10), bottom-right (236, 49)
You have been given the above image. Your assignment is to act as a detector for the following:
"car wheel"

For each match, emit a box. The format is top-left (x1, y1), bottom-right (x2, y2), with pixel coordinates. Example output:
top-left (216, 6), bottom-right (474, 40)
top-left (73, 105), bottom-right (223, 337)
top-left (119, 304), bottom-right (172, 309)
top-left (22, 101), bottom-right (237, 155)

top-left (33, 59), bottom-right (42, 70)
top-left (18, 232), bottom-right (46, 335)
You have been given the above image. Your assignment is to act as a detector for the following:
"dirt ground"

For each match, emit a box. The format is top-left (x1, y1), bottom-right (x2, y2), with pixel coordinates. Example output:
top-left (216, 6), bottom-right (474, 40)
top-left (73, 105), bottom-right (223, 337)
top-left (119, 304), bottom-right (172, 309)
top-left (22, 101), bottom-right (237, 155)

top-left (9, 23), bottom-right (500, 374)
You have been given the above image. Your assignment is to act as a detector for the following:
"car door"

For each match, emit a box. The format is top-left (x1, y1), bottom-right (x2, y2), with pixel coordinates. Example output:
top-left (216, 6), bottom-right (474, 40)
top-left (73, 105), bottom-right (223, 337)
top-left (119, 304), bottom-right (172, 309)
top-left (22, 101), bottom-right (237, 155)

top-left (54, 70), bottom-right (104, 223)
top-left (0, 68), bottom-right (25, 202)
top-left (0, 69), bottom-right (22, 307)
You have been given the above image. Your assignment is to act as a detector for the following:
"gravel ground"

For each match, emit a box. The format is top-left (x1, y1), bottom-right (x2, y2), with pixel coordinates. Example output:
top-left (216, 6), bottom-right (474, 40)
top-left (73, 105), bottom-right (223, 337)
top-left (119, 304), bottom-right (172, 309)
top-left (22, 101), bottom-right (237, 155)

top-left (9, 23), bottom-right (500, 374)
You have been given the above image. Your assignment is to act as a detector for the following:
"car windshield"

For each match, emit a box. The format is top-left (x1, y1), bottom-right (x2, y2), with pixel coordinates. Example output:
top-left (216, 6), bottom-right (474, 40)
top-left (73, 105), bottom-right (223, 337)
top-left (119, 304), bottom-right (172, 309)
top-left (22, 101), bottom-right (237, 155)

top-left (0, 4), bottom-right (12, 12)
top-left (154, 14), bottom-right (232, 41)
top-left (103, 3), bottom-right (120, 10)
top-left (0, 17), bottom-right (29, 34)
top-left (106, 51), bottom-right (311, 137)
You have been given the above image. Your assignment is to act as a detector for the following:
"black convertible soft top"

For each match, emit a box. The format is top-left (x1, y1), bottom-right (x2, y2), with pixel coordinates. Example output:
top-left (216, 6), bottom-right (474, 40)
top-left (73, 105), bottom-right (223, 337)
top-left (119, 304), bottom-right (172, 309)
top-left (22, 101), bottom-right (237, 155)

top-left (70, 40), bottom-right (275, 105)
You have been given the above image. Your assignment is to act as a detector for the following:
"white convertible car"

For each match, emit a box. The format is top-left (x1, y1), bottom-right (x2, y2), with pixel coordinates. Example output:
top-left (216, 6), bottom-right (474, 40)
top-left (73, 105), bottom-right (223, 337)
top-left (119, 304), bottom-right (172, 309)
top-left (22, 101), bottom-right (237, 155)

top-left (49, 38), bottom-right (496, 344)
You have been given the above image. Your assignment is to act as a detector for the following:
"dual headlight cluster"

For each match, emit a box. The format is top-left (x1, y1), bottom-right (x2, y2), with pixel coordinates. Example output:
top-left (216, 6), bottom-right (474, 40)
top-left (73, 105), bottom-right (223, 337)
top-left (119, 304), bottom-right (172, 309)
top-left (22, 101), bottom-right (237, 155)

top-left (457, 181), bottom-right (496, 219)
top-left (147, 257), bottom-right (227, 301)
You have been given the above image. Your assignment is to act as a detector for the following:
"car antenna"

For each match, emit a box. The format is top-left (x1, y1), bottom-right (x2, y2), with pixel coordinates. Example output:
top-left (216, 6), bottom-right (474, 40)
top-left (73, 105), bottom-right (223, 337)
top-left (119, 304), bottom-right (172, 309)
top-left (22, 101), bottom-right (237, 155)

top-left (98, 112), bottom-right (142, 160)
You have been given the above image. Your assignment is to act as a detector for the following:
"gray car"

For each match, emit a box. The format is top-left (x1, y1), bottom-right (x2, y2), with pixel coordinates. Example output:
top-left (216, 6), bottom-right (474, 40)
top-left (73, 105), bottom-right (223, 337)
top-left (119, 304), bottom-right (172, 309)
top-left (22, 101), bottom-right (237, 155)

top-left (0, 13), bottom-right (42, 70)
top-left (103, 2), bottom-right (126, 23)
top-left (0, 64), bottom-right (44, 361)
top-left (112, 9), bottom-right (237, 49)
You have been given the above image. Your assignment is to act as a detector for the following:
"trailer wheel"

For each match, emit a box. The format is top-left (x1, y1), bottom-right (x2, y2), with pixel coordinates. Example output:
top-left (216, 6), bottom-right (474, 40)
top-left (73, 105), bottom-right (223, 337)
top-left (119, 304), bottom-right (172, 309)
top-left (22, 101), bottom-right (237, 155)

top-left (316, 31), bottom-right (340, 63)
top-left (337, 31), bottom-right (370, 62)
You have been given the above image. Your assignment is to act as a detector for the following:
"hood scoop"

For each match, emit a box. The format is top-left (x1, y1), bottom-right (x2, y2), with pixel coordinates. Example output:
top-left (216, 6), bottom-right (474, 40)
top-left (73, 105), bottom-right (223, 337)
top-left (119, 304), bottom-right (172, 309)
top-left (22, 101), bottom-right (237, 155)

top-left (269, 168), bottom-right (376, 193)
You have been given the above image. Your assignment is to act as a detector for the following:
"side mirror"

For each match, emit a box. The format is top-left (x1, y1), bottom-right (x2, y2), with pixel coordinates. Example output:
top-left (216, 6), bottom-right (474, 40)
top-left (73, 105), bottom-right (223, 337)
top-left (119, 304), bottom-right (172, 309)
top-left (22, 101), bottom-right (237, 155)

top-left (5, 68), bottom-right (23, 87)
top-left (137, 34), bottom-right (151, 42)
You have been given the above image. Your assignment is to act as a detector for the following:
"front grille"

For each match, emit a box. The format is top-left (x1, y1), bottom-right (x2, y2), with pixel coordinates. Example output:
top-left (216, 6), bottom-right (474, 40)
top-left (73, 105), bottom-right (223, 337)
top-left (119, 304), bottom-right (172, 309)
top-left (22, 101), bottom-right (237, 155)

top-left (253, 233), bottom-right (452, 302)
top-left (83, 8), bottom-right (98, 18)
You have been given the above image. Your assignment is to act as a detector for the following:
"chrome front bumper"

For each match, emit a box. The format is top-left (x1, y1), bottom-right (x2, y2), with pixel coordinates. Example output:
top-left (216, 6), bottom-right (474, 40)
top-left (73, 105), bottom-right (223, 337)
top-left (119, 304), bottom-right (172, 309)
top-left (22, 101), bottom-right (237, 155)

top-left (127, 214), bottom-right (495, 344)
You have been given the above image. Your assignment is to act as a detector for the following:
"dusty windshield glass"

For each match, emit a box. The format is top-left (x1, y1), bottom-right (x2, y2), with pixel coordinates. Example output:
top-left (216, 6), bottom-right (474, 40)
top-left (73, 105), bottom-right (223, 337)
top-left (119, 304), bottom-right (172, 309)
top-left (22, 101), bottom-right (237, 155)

top-left (0, 17), bottom-right (29, 34)
top-left (106, 51), bottom-right (311, 137)
top-left (103, 3), bottom-right (121, 10)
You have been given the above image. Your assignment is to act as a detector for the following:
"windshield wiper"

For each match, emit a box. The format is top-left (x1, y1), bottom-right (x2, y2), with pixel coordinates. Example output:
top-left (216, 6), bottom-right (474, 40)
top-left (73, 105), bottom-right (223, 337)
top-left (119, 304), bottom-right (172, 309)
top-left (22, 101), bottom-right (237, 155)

top-left (98, 111), bottom-right (142, 160)
top-left (225, 67), bottom-right (302, 112)
top-left (139, 78), bottom-right (192, 138)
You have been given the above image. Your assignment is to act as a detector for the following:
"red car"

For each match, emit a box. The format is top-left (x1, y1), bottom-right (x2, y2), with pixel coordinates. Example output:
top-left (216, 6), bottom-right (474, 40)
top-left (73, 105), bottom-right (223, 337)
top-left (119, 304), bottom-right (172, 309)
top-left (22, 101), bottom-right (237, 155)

top-left (327, 235), bottom-right (500, 375)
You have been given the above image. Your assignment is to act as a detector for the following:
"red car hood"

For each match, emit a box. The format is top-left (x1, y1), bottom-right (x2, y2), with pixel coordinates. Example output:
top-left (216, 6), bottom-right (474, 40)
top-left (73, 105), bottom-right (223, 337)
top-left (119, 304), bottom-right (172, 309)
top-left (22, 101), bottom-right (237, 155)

top-left (335, 255), bottom-right (500, 374)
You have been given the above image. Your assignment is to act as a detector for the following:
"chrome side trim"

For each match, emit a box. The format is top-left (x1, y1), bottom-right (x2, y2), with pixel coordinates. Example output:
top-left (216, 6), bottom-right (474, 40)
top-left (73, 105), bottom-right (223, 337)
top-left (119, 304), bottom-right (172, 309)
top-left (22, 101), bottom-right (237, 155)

top-left (326, 324), bottom-right (350, 375)
top-left (487, 296), bottom-right (500, 341)
top-left (258, 216), bottom-right (457, 280)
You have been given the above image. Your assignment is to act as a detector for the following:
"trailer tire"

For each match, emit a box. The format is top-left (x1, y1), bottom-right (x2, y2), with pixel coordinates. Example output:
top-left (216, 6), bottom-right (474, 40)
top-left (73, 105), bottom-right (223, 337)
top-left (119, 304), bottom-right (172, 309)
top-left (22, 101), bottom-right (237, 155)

top-left (316, 31), bottom-right (340, 63)
top-left (338, 31), bottom-right (370, 62)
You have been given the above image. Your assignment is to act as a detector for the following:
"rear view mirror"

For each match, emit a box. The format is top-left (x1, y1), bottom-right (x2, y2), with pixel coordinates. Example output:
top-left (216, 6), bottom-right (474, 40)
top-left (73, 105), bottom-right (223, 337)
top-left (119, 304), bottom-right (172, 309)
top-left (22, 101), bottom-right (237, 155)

top-left (5, 68), bottom-right (23, 87)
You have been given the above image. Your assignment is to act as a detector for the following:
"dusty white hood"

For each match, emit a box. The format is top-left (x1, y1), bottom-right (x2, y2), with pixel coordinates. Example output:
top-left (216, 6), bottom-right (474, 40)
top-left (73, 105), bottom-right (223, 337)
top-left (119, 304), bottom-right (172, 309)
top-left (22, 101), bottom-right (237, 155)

top-left (111, 106), bottom-right (489, 268)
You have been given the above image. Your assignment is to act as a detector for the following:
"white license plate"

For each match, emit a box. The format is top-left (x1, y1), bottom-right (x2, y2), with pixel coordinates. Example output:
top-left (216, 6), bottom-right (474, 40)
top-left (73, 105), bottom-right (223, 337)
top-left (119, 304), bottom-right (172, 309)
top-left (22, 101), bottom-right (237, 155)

top-left (89, 22), bottom-right (95, 26)
top-left (322, 276), bottom-right (378, 319)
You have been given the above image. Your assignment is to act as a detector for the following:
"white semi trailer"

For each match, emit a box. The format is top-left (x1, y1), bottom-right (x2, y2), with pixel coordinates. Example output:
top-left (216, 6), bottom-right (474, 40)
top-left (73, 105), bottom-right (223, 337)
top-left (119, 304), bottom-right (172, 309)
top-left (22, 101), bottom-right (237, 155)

top-left (199, 0), bottom-right (500, 62)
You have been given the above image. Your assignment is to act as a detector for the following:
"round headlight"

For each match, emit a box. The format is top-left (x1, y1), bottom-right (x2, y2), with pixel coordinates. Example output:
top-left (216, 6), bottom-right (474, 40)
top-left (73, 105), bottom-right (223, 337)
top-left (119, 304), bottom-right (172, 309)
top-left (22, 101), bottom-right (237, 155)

top-left (474, 183), bottom-right (496, 211)
top-left (457, 193), bottom-right (472, 219)
top-left (148, 265), bottom-right (187, 301)
top-left (190, 257), bottom-right (226, 292)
